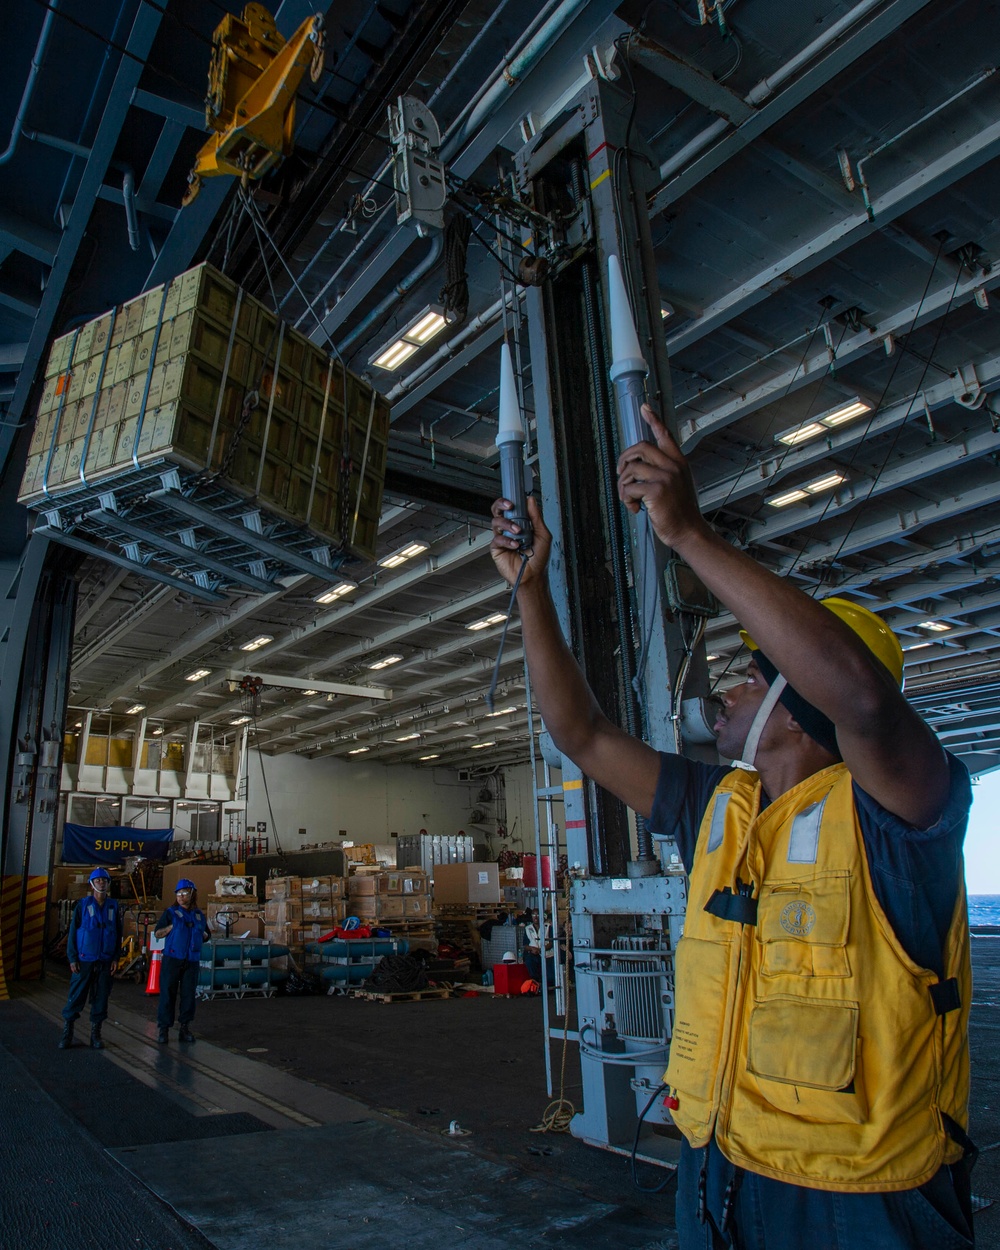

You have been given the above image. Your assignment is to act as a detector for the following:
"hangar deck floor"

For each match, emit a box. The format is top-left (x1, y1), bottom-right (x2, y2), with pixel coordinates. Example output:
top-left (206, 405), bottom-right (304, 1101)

top-left (2, 941), bottom-right (998, 1250)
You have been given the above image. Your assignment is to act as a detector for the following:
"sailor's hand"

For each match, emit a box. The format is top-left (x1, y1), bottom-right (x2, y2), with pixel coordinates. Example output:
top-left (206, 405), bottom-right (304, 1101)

top-left (617, 405), bottom-right (708, 550)
top-left (69, 962), bottom-right (80, 974)
top-left (490, 495), bottom-right (550, 588)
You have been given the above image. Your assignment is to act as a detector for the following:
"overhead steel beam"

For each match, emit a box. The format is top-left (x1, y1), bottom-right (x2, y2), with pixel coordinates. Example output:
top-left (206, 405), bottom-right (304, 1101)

top-left (648, 0), bottom-right (935, 217)
top-left (87, 575), bottom-right (309, 706)
top-left (666, 114), bottom-right (1000, 355)
top-left (627, 34), bottom-right (754, 124)
top-left (744, 425), bottom-right (1000, 544)
top-left (773, 481), bottom-right (1000, 572)
top-left (699, 353), bottom-right (1000, 508)
top-left (281, 627), bottom-right (522, 753)
top-left (74, 568), bottom-right (130, 633)
top-left (73, 584), bottom-right (176, 672)
top-left (679, 268), bottom-right (1000, 448)
top-left (1, 2), bottom-right (166, 469)
top-left (222, 669), bottom-right (391, 700)
top-left (0, 208), bottom-right (58, 266)
top-left (301, 647), bottom-right (526, 758)
top-left (247, 581), bottom-right (508, 729)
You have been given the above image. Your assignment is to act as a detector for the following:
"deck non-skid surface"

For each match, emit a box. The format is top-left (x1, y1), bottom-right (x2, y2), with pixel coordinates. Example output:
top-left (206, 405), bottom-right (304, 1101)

top-left (3, 941), bottom-right (999, 1249)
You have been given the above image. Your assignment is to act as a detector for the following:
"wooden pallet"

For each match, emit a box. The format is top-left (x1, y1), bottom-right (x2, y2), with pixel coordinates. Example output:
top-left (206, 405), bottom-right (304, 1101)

top-left (349, 986), bottom-right (452, 1003)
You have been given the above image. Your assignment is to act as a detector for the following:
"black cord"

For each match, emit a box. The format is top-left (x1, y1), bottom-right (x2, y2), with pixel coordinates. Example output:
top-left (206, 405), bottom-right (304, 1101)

top-left (440, 212), bottom-right (472, 322)
top-left (486, 553), bottom-right (530, 711)
top-left (630, 1082), bottom-right (678, 1193)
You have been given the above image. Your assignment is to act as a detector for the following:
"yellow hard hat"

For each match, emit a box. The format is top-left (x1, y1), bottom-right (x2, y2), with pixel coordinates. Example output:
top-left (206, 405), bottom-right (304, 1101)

top-left (740, 597), bottom-right (904, 687)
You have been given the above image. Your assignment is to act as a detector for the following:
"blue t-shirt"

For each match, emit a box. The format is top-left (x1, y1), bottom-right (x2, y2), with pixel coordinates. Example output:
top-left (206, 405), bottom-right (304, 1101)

top-left (649, 751), bottom-right (971, 976)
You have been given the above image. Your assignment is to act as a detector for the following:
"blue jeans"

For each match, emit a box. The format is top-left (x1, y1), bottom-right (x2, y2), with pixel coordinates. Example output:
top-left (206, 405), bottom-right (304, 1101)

top-left (675, 1138), bottom-right (974, 1250)
top-left (62, 961), bottom-right (113, 1025)
top-left (157, 955), bottom-right (199, 1028)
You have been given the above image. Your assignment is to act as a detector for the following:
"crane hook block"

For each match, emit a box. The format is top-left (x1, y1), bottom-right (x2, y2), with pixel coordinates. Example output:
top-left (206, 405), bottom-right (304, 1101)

top-left (183, 3), bottom-right (324, 206)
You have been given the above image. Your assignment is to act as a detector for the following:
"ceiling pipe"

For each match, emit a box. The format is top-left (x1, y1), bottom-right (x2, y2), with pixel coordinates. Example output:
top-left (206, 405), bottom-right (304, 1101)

top-left (442, 0), bottom-right (590, 157)
top-left (336, 234), bottom-right (443, 359)
top-left (122, 167), bottom-right (140, 251)
top-left (0, 1), bottom-right (59, 166)
top-left (656, 0), bottom-right (885, 185)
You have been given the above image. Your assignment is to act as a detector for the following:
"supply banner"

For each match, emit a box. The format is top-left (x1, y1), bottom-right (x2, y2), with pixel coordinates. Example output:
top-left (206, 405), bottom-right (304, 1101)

top-left (62, 825), bottom-right (174, 865)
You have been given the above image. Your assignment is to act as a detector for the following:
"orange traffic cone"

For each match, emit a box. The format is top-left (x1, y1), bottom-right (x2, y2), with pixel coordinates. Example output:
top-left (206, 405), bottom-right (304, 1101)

top-left (145, 937), bottom-right (163, 995)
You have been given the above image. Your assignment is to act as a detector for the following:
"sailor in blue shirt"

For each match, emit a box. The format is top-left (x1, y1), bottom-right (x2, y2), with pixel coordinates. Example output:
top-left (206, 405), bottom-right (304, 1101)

top-left (59, 867), bottom-right (123, 1050)
top-left (154, 879), bottom-right (210, 1044)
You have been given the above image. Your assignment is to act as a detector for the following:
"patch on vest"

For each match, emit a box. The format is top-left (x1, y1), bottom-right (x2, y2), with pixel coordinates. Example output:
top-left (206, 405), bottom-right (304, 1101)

top-left (779, 900), bottom-right (816, 937)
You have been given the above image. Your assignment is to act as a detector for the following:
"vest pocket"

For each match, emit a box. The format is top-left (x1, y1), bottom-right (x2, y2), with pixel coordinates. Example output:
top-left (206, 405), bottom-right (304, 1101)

top-left (748, 995), bottom-right (867, 1123)
top-left (758, 872), bottom-right (851, 978)
top-left (665, 935), bottom-right (734, 1105)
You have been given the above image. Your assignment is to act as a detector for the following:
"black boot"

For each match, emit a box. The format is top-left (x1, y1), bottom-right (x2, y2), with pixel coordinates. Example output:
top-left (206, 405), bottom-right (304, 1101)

top-left (178, 1026), bottom-right (195, 1043)
top-left (58, 1022), bottom-right (74, 1049)
top-left (90, 1024), bottom-right (105, 1050)
top-left (157, 1027), bottom-right (169, 1044)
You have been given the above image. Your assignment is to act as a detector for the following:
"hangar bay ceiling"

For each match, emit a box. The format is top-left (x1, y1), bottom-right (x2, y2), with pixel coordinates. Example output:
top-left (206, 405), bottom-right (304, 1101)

top-left (2, 0), bottom-right (1000, 775)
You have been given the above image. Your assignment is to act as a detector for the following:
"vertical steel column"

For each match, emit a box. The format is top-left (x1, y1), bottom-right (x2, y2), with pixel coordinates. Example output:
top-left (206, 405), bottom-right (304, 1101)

top-left (1, 535), bottom-right (78, 981)
top-left (514, 77), bottom-right (708, 1160)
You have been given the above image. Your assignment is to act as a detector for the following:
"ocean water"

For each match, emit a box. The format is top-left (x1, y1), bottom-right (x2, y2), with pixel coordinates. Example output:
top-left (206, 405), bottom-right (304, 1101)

top-left (969, 895), bottom-right (1000, 927)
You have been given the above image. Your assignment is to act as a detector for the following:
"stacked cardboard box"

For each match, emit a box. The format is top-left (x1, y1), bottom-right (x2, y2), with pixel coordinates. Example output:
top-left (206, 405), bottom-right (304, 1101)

top-left (19, 263), bottom-right (389, 559)
top-left (432, 862), bottom-right (501, 906)
top-left (343, 868), bottom-right (436, 950)
top-left (206, 893), bottom-right (263, 937)
top-left (264, 875), bottom-right (347, 949)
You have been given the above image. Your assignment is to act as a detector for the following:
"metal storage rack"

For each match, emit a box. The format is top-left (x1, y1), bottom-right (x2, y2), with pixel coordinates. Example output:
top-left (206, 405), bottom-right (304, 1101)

top-left (197, 937), bottom-right (282, 999)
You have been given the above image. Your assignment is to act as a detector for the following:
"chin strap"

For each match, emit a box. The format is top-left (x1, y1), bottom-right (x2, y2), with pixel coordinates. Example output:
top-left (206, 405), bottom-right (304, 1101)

top-left (731, 674), bottom-right (787, 771)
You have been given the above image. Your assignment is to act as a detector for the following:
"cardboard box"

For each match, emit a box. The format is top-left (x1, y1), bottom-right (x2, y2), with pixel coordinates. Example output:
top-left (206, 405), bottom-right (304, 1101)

top-left (402, 896), bottom-right (430, 918)
top-left (347, 896), bottom-right (378, 918)
top-left (432, 862), bottom-right (501, 905)
top-left (215, 875), bottom-right (254, 896)
top-left (265, 876), bottom-right (302, 899)
top-left (299, 875), bottom-right (333, 897)
top-left (161, 863), bottom-right (221, 904)
top-left (379, 869), bottom-right (428, 895)
top-left (265, 898), bottom-right (302, 924)
top-left (348, 875), bottom-right (378, 896)
top-left (378, 897), bottom-right (404, 919)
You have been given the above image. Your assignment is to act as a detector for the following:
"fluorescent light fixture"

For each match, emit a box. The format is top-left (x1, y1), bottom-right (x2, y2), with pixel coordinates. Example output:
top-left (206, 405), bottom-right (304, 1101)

top-left (767, 488), bottom-right (809, 508)
top-left (471, 741), bottom-right (496, 750)
top-left (152, 727), bottom-right (164, 736)
top-left (804, 472), bottom-right (847, 494)
top-left (919, 620), bottom-right (951, 632)
top-left (314, 581), bottom-right (357, 604)
top-left (406, 310), bottom-right (448, 343)
top-left (486, 706), bottom-right (517, 717)
top-left (819, 398), bottom-right (870, 427)
top-left (125, 704), bottom-right (145, 715)
top-left (368, 654), bottom-right (403, 670)
top-left (419, 754), bottom-right (439, 761)
top-left (396, 732), bottom-right (420, 741)
top-left (903, 641), bottom-right (932, 651)
top-left (776, 422), bottom-right (825, 447)
top-left (240, 634), bottom-right (273, 652)
top-left (378, 541), bottom-right (428, 569)
top-left (776, 399), bottom-right (872, 447)
top-left (186, 668), bottom-right (211, 681)
top-left (302, 689), bottom-right (319, 697)
top-left (371, 307), bottom-right (449, 371)
top-left (348, 746), bottom-right (370, 754)
top-left (706, 654), bottom-right (719, 662)
top-left (661, 302), bottom-right (674, 319)
top-left (230, 716), bottom-right (251, 725)
top-left (467, 612), bottom-right (508, 631)
top-left (74, 721), bottom-right (82, 728)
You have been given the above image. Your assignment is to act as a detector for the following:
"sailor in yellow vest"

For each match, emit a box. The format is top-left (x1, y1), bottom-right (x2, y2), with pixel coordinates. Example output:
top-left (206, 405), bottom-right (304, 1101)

top-left (489, 405), bottom-right (974, 1249)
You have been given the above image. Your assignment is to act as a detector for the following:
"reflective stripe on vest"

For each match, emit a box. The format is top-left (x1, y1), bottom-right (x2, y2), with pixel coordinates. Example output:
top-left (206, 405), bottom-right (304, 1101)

top-left (786, 796), bottom-right (827, 863)
top-left (706, 793), bottom-right (730, 853)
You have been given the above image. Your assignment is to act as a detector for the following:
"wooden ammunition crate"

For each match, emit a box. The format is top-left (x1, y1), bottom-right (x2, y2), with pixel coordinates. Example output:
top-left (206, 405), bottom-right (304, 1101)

top-left (20, 263), bottom-right (390, 560)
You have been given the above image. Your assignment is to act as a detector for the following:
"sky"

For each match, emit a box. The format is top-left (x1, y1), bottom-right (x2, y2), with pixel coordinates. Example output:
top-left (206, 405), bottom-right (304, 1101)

top-left (965, 768), bottom-right (1000, 894)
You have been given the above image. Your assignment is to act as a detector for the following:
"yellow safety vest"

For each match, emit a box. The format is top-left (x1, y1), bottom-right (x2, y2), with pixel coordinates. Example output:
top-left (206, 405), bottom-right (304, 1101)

top-left (664, 763), bottom-right (970, 1192)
